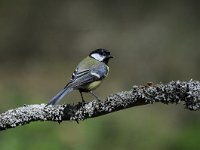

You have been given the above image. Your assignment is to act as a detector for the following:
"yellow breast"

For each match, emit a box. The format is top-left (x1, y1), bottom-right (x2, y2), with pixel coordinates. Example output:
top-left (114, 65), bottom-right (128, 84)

top-left (85, 80), bottom-right (102, 91)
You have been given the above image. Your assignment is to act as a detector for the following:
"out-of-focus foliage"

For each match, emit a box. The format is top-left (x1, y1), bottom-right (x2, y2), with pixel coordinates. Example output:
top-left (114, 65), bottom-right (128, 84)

top-left (0, 0), bottom-right (200, 150)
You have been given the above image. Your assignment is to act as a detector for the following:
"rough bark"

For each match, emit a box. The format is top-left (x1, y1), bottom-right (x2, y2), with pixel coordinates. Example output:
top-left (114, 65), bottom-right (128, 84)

top-left (0, 80), bottom-right (200, 131)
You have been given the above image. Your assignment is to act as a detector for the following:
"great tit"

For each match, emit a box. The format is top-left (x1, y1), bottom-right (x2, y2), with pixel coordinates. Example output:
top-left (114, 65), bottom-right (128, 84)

top-left (47, 48), bottom-right (113, 105)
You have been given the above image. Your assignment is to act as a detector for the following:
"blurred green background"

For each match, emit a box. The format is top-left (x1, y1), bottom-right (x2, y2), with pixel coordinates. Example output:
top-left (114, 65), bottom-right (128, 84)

top-left (0, 0), bottom-right (200, 150)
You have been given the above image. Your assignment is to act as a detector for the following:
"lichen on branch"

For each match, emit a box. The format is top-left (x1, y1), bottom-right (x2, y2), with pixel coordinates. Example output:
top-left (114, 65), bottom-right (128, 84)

top-left (0, 80), bottom-right (200, 131)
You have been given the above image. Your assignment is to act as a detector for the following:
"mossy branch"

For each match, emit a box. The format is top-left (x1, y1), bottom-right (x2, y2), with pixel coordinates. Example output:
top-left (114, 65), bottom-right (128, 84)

top-left (0, 80), bottom-right (200, 131)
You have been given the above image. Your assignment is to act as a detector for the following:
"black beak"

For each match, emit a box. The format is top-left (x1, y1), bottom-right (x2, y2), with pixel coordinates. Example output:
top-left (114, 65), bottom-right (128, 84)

top-left (108, 55), bottom-right (113, 59)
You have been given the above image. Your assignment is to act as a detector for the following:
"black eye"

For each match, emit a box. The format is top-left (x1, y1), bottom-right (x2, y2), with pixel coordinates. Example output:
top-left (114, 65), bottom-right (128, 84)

top-left (100, 51), bottom-right (105, 56)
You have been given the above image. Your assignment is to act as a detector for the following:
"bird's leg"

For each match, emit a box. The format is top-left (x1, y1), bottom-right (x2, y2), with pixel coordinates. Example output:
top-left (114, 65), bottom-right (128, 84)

top-left (90, 91), bottom-right (101, 102)
top-left (79, 90), bottom-right (85, 104)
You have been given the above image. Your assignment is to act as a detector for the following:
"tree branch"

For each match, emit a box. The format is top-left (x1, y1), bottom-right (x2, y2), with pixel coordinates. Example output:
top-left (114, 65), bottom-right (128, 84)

top-left (0, 80), bottom-right (200, 131)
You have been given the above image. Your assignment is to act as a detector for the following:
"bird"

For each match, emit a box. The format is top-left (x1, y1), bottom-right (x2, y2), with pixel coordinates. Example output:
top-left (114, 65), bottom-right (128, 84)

top-left (47, 48), bottom-right (113, 105)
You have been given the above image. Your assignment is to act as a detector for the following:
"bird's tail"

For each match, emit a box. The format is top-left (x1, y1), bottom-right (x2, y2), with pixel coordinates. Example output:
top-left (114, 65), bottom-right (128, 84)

top-left (47, 87), bottom-right (73, 105)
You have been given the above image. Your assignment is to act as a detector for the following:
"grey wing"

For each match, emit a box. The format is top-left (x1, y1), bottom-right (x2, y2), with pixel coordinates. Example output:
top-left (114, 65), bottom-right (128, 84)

top-left (70, 68), bottom-right (90, 82)
top-left (67, 64), bottom-right (108, 88)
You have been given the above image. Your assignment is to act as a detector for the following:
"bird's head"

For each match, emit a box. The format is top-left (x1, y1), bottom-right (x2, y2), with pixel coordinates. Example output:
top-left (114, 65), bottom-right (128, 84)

top-left (89, 48), bottom-right (113, 64)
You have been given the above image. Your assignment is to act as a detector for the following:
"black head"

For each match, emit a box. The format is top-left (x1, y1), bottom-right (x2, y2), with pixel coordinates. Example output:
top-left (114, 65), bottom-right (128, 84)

top-left (89, 48), bottom-right (113, 64)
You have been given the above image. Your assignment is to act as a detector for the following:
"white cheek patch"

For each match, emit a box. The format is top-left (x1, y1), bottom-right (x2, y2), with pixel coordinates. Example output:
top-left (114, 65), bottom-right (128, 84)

top-left (91, 53), bottom-right (105, 61)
